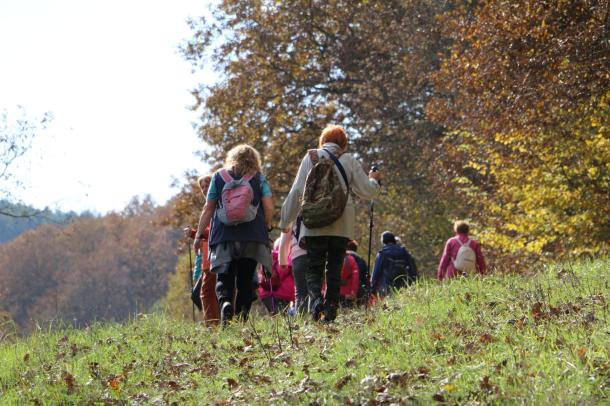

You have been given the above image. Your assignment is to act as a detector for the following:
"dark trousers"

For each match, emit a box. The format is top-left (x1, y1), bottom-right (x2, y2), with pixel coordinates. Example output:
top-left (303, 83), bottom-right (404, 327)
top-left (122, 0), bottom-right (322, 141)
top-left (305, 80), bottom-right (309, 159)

top-left (261, 297), bottom-right (290, 315)
top-left (292, 255), bottom-right (310, 314)
top-left (304, 236), bottom-right (349, 309)
top-left (216, 257), bottom-right (257, 318)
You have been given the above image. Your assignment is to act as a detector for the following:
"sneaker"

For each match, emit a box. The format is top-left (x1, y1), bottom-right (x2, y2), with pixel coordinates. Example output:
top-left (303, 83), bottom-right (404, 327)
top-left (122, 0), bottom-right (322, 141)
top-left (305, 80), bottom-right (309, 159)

top-left (220, 301), bottom-right (233, 327)
top-left (311, 298), bottom-right (324, 322)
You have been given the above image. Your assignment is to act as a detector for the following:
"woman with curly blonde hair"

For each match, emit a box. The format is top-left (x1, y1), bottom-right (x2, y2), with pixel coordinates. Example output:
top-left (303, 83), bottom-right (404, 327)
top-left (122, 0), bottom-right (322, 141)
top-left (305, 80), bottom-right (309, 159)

top-left (194, 144), bottom-right (274, 326)
top-left (223, 144), bottom-right (262, 176)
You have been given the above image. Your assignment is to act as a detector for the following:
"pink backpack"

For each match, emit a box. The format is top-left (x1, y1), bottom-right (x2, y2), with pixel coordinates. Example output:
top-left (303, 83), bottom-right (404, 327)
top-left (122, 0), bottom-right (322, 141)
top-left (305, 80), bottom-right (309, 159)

top-left (216, 169), bottom-right (259, 226)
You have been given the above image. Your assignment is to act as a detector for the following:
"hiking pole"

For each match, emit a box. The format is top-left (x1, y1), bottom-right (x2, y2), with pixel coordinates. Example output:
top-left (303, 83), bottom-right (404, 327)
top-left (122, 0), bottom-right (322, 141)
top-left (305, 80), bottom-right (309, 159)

top-left (367, 200), bottom-right (375, 273)
top-left (366, 165), bottom-right (380, 308)
top-left (269, 276), bottom-right (277, 315)
top-left (366, 199), bottom-right (374, 309)
top-left (186, 231), bottom-right (196, 322)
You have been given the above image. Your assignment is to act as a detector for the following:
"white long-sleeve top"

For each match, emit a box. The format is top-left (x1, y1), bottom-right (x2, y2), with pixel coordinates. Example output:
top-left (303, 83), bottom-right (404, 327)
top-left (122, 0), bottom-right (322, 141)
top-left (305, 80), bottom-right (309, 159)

top-left (279, 142), bottom-right (380, 242)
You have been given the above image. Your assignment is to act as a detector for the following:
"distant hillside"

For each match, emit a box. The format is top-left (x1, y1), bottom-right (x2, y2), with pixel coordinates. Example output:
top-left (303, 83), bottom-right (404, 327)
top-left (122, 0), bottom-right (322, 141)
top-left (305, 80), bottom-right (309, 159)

top-left (0, 198), bottom-right (179, 330)
top-left (0, 201), bottom-right (92, 244)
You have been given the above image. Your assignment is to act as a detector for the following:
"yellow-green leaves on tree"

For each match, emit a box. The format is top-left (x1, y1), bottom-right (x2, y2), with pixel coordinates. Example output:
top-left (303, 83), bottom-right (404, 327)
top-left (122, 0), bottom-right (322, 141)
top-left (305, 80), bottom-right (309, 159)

top-left (444, 93), bottom-right (609, 265)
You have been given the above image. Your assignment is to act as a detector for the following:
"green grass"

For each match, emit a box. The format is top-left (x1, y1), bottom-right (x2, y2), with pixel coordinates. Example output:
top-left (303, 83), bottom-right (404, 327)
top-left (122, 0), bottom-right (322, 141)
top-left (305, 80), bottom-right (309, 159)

top-left (1, 259), bottom-right (609, 405)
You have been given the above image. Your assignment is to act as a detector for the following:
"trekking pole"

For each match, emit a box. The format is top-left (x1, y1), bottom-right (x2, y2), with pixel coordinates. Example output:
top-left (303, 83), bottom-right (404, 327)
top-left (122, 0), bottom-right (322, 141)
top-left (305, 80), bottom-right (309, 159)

top-left (367, 201), bottom-right (374, 273)
top-left (269, 276), bottom-right (277, 315)
top-left (187, 232), bottom-right (196, 322)
top-left (366, 199), bottom-right (374, 309)
top-left (366, 165), bottom-right (380, 308)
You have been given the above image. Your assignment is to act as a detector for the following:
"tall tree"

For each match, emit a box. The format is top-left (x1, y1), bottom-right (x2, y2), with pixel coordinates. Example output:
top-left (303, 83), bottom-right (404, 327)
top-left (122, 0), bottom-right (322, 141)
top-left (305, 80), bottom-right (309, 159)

top-left (181, 0), bottom-right (455, 271)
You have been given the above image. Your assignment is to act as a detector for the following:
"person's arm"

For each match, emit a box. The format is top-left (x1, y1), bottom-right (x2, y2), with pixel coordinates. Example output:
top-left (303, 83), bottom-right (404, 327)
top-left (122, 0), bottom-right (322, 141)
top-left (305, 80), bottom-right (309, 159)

top-left (258, 174), bottom-right (274, 230)
top-left (262, 196), bottom-right (274, 230)
top-left (437, 240), bottom-right (451, 280)
top-left (475, 242), bottom-right (487, 274)
top-left (408, 253), bottom-right (418, 280)
top-left (370, 253), bottom-right (383, 293)
top-left (183, 226), bottom-right (196, 239)
top-left (194, 199), bottom-right (217, 251)
top-left (345, 154), bottom-right (381, 201)
top-left (278, 229), bottom-right (292, 266)
top-left (279, 153), bottom-right (311, 231)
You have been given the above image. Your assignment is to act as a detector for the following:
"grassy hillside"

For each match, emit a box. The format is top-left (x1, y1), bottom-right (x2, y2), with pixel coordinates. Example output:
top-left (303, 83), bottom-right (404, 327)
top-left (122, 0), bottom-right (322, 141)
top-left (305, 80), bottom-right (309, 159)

top-left (1, 259), bottom-right (608, 404)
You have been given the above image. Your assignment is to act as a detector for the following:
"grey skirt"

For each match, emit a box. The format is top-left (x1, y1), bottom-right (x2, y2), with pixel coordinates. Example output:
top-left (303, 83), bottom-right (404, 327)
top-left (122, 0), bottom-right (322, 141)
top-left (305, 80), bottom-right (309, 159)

top-left (209, 241), bottom-right (272, 275)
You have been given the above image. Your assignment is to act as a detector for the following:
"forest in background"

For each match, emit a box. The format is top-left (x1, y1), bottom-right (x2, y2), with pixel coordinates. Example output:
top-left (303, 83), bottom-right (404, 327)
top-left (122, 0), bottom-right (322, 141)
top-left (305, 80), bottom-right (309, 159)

top-left (0, 197), bottom-right (181, 332)
top-left (171, 0), bottom-right (608, 272)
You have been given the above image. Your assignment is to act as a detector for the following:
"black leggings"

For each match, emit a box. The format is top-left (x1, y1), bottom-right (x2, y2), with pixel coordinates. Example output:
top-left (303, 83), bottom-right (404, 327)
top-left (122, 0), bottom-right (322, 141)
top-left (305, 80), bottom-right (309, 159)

top-left (216, 257), bottom-right (257, 318)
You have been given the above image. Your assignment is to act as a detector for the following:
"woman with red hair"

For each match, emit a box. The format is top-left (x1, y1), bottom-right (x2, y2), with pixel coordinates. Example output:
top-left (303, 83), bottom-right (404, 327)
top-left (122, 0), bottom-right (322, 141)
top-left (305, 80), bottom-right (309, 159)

top-left (279, 125), bottom-right (381, 323)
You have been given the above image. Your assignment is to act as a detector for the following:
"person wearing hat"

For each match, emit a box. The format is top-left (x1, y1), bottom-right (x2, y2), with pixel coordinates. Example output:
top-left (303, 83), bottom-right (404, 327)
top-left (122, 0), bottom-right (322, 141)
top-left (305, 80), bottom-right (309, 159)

top-left (370, 231), bottom-right (418, 298)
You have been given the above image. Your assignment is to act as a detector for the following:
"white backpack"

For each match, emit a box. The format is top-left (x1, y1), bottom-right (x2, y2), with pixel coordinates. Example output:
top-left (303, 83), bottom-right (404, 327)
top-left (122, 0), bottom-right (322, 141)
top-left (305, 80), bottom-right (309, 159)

top-left (453, 238), bottom-right (476, 273)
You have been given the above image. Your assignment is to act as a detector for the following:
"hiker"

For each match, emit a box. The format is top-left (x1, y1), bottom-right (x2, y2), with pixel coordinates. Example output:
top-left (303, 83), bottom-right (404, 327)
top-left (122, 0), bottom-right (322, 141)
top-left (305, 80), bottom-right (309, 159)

top-left (279, 218), bottom-right (309, 314)
top-left (279, 125), bottom-right (381, 322)
top-left (437, 220), bottom-right (486, 280)
top-left (259, 238), bottom-right (295, 314)
top-left (346, 240), bottom-right (371, 306)
top-left (194, 144), bottom-right (273, 325)
top-left (371, 231), bottom-right (418, 298)
top-left (338, 252), bottom-right (360, 306)
top-left (184, 174), bottom-right (220, 326)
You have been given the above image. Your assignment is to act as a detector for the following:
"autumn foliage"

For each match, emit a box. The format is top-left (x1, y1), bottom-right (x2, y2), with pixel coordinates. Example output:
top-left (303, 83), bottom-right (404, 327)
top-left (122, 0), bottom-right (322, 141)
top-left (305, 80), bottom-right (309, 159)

top-left (0, 198), bottom-right (180, 330)
top-left (180, 0), bottom-right (608, 269)
top-left (429, 0), bottom-right (609, 264)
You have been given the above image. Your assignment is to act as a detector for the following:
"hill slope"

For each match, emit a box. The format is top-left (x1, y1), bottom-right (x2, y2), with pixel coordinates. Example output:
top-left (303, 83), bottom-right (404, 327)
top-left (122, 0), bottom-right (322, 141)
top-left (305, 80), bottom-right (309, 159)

top-left (1, 259), bottom-right (608, 404)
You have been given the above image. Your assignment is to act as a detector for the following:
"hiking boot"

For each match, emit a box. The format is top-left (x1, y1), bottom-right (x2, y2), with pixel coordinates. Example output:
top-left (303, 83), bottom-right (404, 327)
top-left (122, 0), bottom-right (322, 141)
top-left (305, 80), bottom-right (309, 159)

top-left (321, 304), bottom-right (337, 323)
top-left (220, 301), bottom-right (233, 327)
top-left (311, 298), bottom-right (324, 322)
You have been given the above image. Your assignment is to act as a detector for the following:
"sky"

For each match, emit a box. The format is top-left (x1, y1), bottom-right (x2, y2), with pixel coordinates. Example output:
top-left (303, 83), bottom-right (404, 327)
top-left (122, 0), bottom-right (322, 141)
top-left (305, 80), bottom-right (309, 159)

top-left (0, 0), bottom-right (215, 214)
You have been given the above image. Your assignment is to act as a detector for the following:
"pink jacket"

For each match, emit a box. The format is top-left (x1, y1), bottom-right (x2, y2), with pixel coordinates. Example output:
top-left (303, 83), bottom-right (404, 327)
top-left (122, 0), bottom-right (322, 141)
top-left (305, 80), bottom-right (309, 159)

top-left (258, 239), bottom-right (295, 302)
top-left (437, 234), bottom-right (486, 280)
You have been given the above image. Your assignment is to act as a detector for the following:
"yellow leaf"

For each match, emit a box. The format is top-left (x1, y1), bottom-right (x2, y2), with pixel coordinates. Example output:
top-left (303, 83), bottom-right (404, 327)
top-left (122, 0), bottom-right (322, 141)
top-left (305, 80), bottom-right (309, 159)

top-left (443, 384), bottom-right (457, 392)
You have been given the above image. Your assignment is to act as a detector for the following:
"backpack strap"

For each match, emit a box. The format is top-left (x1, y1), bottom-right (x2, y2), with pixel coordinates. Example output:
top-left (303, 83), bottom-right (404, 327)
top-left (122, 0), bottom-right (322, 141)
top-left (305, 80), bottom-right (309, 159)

top-left (218, 168), bottom-right (233, 183)
top-left (454, 236), bottom-right (469, 246)
top-left (220, 168), bottom-right (257, 183)
top-left (308, 149), bottom-right (319, 165)
top-left (242, 172), bottom-right (256, 182)
top-left (322, 148), bottom-right (350, 193)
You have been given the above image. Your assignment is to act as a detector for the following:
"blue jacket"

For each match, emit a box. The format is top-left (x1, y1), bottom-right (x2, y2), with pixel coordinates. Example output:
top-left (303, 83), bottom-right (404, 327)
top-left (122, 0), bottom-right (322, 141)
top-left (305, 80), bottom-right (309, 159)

top-left (371, 244), bottom-right (416, 294)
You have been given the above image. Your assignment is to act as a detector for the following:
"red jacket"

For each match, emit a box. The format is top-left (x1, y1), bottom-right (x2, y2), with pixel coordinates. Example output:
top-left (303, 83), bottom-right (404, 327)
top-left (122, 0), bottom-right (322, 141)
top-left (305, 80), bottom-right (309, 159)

top-left (340, 254), bottom-right (360, 299)
top-left (437, 234), bottom-right (486, 280)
